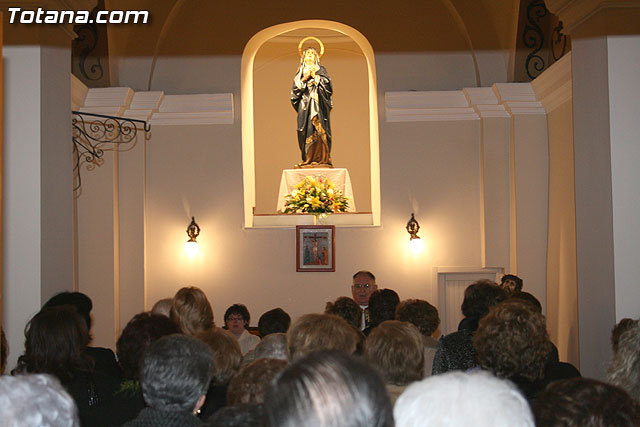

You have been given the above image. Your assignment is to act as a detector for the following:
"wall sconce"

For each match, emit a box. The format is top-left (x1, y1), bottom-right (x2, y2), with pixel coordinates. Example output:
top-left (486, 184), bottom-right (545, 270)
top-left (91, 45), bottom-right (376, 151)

top-left (406, 213), bottom-right (424, 254)
top-left (184, 216), bottom-right (200, 258)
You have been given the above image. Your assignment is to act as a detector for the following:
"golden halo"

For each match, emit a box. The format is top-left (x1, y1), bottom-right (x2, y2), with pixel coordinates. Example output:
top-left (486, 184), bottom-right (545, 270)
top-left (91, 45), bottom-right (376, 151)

top-left (298, 36), bottom-right (324, 59)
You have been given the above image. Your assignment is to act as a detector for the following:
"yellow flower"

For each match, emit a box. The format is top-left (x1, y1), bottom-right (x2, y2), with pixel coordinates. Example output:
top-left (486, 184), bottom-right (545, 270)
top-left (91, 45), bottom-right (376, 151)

top-left (310, 196), bottom-right (322, 208)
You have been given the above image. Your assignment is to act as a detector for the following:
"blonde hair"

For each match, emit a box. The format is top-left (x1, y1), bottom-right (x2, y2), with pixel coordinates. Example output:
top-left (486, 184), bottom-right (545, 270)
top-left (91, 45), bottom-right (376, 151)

top-left (287, 313), bottom-right (359, 361)
top-left (364, 320), bottom-right (424, 385)
top-left (196, 328), bottom-right (243, 386)
top-left (170, 287), bottom-right (214, 336)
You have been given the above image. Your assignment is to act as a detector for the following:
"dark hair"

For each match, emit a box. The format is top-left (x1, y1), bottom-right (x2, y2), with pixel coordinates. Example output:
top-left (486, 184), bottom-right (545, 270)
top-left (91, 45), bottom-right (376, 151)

top-left (224, 304), bottom-right (251, 328)
top-left (611, 318), bottom-right (638, 354)
top-left (42, 292), bottom-right (93, 331)
top-left (395, 299), bottom-right (440, 336)
top-left (534, 378), bottom-right (640, 426)
top-left (508, 291), bottom-right (542, 313)
top-left (325, 297), bottom-right (362, 329)
top-left (141, 334), bottom-right (213, 412)
top-left (13, 307), bottom-right (92, 385)
top-left (264, 350), bottom-right (393, 427)
top-left (461, 280), bottom-right (506, 319)
top-left (258, 308), bottom-right (291, 338)
top-left (474, 301), bottom-right (553, 382)
top-left (368, 289), bottom-right (400, 327)
top-left (116, 312), bottom-right (181, 380)
top-left (227, 358), bottom-right (289, 405)
top-left (500, 274), bottom-right (523, 292)
top-left (353, 270), bottom-right (376, 282)
top-left (207, 403), bottom-right (264, 427)
top-left (364, 320), bottom-right (424, 385)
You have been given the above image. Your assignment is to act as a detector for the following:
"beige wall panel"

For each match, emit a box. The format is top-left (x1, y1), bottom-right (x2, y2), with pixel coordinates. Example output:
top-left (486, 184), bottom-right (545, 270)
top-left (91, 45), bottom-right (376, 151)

top-left (117, 133), bottom-right (147, 330)
top-left (480, 116), bottom-right (511, 269)
top-left (545, 99), bottom-right (579, 367)
top-left (76, 151), bottom-right (118, 349)
top-left (141, 117), bottom-right (483, 326)
top-left (512, 114), bottom-right (548, 311)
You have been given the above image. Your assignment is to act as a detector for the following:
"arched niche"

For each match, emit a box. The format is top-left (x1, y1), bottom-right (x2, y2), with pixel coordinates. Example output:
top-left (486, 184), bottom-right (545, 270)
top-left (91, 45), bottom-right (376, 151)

top-left (241, 20), bottom-right (380, 227)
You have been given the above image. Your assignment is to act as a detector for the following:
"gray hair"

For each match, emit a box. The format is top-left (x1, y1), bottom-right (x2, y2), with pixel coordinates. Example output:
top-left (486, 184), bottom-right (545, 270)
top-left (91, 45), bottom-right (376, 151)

top-left (0, 374), bottom-right (79, 427)
top-left (394, 370), bottom-right (534, 427)
top-left (141, 334), bottom-right (214, 412)
top-left (254, 333), bottom-right (288, 361)
top-left (607, 320), bottom-right (640, 402)
top-left (264, 350), bottom-right (393, 427)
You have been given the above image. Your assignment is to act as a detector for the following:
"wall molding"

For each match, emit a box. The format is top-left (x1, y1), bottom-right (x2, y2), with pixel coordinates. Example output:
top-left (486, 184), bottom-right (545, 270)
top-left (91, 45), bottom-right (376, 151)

top-left (71, 79), bottom-right (234, 125)
top-left (384, 83), bottom-right (543, 122)
top-left (546, 0), bottom-right (640, 33)
top-left (532, 53), bottom-right (573, 112)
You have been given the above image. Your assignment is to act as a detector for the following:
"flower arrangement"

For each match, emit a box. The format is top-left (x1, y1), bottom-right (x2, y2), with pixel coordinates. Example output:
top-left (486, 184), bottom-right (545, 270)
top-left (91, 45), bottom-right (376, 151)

top-left (282, 176), bottom-right (349, 215)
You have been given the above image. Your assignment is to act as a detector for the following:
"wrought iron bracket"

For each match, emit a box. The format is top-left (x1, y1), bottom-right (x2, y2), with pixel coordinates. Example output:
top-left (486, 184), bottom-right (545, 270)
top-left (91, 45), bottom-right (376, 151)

top-left (72, 111), bottom-right (150, 192)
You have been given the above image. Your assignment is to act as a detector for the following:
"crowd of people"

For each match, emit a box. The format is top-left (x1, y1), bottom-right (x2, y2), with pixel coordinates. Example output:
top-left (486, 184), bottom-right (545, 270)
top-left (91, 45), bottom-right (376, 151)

top-left (0, 271), bottom-right (639, 426)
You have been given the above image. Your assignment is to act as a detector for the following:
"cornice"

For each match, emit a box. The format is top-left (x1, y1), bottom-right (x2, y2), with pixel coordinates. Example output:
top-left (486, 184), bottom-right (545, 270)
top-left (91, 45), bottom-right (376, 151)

top-left (545, 0), bottom-right (640, 33)
top-left (504, 101), bottom-right (546, 116)
top-left (532, 53), bottom-right (572, 113)
top-left (72, 81), bottom-right (234, 125)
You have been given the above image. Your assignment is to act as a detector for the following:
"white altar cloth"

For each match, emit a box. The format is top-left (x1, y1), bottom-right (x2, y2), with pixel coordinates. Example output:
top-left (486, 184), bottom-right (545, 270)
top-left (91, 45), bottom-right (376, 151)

top-left (276, 168), bottom-right (356, 212)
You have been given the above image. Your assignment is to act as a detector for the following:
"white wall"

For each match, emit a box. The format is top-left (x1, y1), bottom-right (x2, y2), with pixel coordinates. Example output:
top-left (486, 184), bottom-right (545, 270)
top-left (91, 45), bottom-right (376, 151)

top-left (2, 40), bottom-right (74, 371)
top-left (607, 35), bottom-right (640, 321)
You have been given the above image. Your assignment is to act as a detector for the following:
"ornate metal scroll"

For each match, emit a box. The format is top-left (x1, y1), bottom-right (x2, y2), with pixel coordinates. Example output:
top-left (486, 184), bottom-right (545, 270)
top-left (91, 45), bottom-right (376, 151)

top-left (551, 21), bottom-right (569, 61)
top-left (522, 0), bottom-right (548, 80)
top-left (74, 22), bottom-right (103, 81)
top-left (72, 111), bottom-right (150, 191)
top-left (72, 0), bottom-right (110, 87)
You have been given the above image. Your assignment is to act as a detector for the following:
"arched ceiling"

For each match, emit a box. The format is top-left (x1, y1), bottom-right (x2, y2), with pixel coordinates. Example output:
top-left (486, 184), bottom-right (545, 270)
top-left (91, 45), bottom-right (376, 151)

top-left (105, 0), bottom-right (520, 58)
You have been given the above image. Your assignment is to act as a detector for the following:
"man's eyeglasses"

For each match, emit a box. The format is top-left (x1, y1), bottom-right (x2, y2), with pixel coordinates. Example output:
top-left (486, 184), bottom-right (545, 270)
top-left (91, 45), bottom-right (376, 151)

top-left (353, 284), bottom-right (371, 289)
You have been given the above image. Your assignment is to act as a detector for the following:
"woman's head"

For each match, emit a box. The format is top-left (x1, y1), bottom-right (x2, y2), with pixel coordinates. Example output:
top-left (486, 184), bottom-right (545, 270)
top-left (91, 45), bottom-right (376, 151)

top-left (302, 48), bottom-right (318, 66)
top-left (224, 304), bottom-right (251, 337)
top-left (13, 307), bottom-right (90, 384)
top-left (474, 301), bottom-right (552, 382)
top-left (141, 334), bottom-right (213, 412)
top-left (170, 286), bottom-right (214, 336)
top-left (197, 328), bottom-right (243, 386)
top-left (287, 313), bottom-right (360, 361)
top-left (116, 312), bottom-right (181, 380)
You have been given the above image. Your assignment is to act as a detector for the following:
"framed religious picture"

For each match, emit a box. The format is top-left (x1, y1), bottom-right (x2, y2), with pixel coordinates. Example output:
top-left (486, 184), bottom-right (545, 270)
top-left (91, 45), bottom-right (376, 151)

top-left (296, 225), bottom-right (335, 272)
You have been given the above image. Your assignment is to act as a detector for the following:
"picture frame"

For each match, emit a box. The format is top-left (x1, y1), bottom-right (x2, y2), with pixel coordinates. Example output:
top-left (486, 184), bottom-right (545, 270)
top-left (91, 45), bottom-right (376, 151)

top-left (296, 225), bottom-right (335, 272)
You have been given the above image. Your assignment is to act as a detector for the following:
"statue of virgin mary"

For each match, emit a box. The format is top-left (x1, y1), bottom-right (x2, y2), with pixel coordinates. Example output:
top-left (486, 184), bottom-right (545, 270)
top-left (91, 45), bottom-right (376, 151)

top-left (291, 38), bottom-right (333, 168)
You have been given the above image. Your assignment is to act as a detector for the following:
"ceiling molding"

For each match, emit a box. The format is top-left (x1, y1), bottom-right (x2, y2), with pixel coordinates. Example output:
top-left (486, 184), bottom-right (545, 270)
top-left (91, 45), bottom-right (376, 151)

top-left (545, 0), bottom-right (640, 33)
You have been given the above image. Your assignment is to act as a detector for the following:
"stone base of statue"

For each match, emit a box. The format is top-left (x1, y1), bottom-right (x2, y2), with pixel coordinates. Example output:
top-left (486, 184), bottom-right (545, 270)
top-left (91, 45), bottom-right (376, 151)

top-left (277, 168), bottom-right (357, 213)
top-left (294, 161), bottom-right (333, 169)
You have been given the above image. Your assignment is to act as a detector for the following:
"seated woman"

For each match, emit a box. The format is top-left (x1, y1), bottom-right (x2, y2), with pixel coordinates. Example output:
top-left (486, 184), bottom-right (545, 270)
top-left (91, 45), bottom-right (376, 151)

top-left (42, 291), bottom-right (122, 380)
top-left (170, 286), bottom-right (215, 336)
top-left (224, 303), bottom-right (260, 355)
top-left (90, 312), bottom-right (180, 426)
top-left (12, 306), bottom-right (120, 425)
top-left (196, 328), bottom-right (244, 420)
top-left (363, 320), bottom-right (425, 404)
top-left (122, 334), bottom-right (213, 427)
